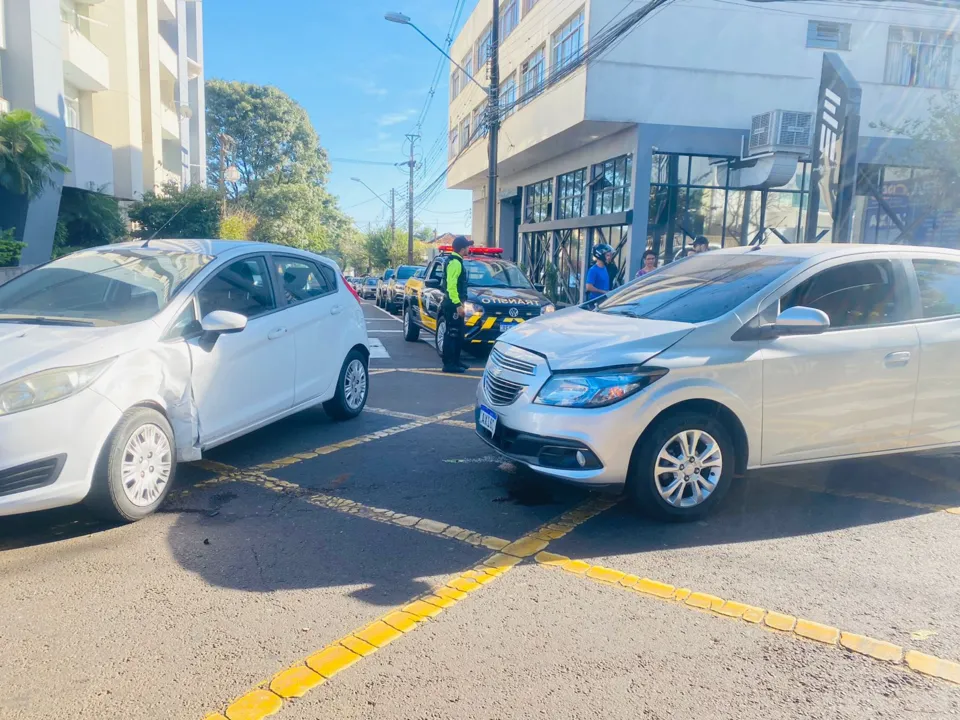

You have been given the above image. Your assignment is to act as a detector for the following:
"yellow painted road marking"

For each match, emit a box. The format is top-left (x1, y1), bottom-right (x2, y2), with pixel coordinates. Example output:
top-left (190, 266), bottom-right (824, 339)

top-left (536, 553), bottom-right (960, 687)
top-left (365, 406), bottom-right (475, 431)
top-left (404, 369), bottom-right (482, 380)
top-left (768, 476), bottom-right (960, 516)
top-left (203, 495), bottom-right (618, 719)
top-left (369, 368), bottom-right (398, 376)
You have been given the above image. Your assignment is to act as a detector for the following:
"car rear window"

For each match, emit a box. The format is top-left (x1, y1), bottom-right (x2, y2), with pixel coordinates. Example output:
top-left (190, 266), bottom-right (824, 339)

top-left (596, 253), bottom-right (802, 324)
top-left (395, 266), bottom-right (421, 280)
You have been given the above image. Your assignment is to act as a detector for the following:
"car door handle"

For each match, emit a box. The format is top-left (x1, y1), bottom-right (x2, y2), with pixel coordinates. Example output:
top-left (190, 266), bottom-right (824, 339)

top-left (884, 351), bottom-right (911, 368)
top-left (268, 328), bottom-right (288, 340)
top-left (330, 305), bottom-right (342, 316)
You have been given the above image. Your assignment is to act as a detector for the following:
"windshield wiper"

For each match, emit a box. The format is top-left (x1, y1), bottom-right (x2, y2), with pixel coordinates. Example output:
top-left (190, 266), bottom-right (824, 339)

top-left (602, 308), bottom-right (644, 318)
top-left (0, 316), bottom-right (95, 326)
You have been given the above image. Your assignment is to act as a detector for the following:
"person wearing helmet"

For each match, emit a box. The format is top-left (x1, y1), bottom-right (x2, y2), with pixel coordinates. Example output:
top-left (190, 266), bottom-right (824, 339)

top-left (585, 243), bottom-right (613, 301)
top-left (440, 235), bottom-right (473, 373)
top-left (692, 235), bottom-right (710, 253)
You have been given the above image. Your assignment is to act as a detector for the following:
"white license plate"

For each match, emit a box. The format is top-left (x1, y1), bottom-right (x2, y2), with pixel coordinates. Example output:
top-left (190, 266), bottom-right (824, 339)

top-left (478, 405), bottom-right (498, 435)
top-left (499, 323), bottom-right (513, 332)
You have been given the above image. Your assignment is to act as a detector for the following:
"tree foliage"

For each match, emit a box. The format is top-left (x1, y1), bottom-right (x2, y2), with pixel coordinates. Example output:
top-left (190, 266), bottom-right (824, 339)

top-left (53, 186), bottom-right (127, 257)
top-left (0, 227), bottom-right (25, 267)
top-left (0, 109), bottom-right (69, 200)
top-left (128, 182), bottom-right (221, 239)
top-left (219, 207), bottom-right (258, 240)
top-left (362, 224), bottom-right (433, 271)
top-left (206, 80), bottom-right (331, 201)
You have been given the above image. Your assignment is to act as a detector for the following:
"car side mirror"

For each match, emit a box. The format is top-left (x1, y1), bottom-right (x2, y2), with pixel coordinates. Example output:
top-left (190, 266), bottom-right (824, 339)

top-left (425, 278), bottom-right (441, 289)
top-left (773, 306), bottom-right (830, 336)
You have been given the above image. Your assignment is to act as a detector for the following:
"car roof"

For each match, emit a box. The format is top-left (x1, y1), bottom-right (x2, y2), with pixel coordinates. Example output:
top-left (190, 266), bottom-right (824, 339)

top-left (708, 243), bottom-right (960, 259)
top-left (99, 239), bottom-right (338, 263)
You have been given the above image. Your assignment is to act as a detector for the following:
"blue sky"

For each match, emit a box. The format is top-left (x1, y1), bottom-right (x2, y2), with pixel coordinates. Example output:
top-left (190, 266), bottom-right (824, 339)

top-left (203, 0), bottom-right (477, 237)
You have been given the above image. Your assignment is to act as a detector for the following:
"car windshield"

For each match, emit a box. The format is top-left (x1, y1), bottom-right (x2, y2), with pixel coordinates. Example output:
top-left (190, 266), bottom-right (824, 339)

top-left (465, 260), bottom-right (533, 289)
top-left (383, 269), bottom-right (395, 280)
top-left (365, 278), bottom-right (377, 286)
top-left (395, 266), bottom-right (420, 280)
top-left (0, 248), bottom-right (213, 327)
top-left (596, 252), bottom-right (801, 324)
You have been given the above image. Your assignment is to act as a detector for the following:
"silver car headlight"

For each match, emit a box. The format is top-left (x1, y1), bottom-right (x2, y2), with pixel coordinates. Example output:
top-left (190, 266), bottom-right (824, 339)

top-left (463, 301), bottom-right (480, 316)
top-left (534, 367), bottom-right (667, 409)
top-left (0, 358), bottom-right (115, 417)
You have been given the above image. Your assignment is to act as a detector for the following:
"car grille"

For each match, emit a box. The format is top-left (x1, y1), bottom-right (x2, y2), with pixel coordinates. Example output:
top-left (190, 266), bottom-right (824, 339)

top-left (490, 347), bottom-right (537, 376)
top-left (483, 372), bottom-right (526, 406)
top-left (0, 455), bottom-right (66, 497)
top-left (486, 305), bottom-right (541, 320)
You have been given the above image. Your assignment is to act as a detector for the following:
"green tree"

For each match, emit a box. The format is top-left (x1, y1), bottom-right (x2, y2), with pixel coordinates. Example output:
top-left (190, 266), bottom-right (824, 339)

top-left (0, 109), bottom-right (68, 200)
top-left (53, 187), bottom-right (127, 257)
top-left (219, 207), bottom-right (258, 240)
top-left (250, 183), bottom-right (349, 251)
top-left (206, 80), bottom-right (331, 201)
top-left (128, 182), bottom-right (221, 239)
top-left (0, 227), bottom-right (25, 267)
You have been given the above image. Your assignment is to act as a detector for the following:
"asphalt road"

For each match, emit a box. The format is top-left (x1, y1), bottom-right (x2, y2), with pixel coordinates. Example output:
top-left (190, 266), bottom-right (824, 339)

top-left (2, 300), bottom-right (960, 720)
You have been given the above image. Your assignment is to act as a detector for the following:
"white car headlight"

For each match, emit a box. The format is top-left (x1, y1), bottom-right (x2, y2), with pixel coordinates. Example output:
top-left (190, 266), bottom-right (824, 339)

top-left (0, 358), bottom-right (115, 417)
top-left (534, 367), bottom-right (667, 409)
top-left (541, 304), bottom-right (556, 313)
top-left (463, 301), bottom-right (480, 316)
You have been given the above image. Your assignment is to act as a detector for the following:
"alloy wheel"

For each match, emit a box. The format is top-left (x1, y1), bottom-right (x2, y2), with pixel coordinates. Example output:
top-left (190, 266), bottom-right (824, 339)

top-left (120, 424), bottom-right (173, 507)
top-left (654, 429), bottom-right (723, 508)
top-left (344, 359), bottom-right (368, 411)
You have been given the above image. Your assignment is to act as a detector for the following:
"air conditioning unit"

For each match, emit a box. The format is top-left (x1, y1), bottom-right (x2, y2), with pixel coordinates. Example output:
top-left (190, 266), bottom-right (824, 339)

top-left (748, 110), bottom-right (813, 156)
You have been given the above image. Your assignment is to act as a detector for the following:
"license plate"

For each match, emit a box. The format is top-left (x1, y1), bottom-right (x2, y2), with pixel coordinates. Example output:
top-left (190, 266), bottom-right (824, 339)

top-left (478, 405), bottom-right (498, 435)
top-left (499, 323), bottom-right (512, 333)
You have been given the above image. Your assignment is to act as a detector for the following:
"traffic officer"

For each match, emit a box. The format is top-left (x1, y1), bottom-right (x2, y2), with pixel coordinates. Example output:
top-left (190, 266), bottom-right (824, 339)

top-left (441, 235), bottom-right (473, 374)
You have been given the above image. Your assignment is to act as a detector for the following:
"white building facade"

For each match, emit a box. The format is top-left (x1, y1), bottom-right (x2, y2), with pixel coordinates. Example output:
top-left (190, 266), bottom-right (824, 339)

top-left (447, 0), bottom-right (960, 304)
top-left (0, 0), bottom-right (206, 264)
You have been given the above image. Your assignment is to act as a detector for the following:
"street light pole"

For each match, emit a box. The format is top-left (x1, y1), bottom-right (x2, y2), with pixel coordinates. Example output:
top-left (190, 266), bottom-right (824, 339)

top-left (405, 134), bottom-right (418, 264)
top-left (487, 0), bottom-right (500, 249)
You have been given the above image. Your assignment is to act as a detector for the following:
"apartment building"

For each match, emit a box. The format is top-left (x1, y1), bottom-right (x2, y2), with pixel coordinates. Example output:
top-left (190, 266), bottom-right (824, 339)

top-left (0, 0), bottom-right (206, 264)
top-left (447, 0), bottom-right (960, 303)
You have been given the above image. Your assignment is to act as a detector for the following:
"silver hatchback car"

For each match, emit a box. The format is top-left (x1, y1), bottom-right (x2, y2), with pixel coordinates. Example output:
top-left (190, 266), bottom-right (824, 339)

top-left (476, 244), bottom-right (960, 521)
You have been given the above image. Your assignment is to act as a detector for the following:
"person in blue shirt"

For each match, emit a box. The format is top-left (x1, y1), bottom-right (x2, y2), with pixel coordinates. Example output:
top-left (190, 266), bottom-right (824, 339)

top-left (585, 243), bottom-right (613, 301)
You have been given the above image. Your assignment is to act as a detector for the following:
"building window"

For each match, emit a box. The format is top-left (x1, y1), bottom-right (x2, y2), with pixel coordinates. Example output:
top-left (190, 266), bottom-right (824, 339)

top-left (474, 104), bottom-right (487, 138)
top-left (524, 179), bottom-right (553, 223)
top-left (476, 24), bottom-right (493, 69)
top-left (591, 155), bottom-right (632, 215)
top-left (449, 126), bottom-right (459, 159)
top-left (522, 0), bottom-right (541, 15)
top-left (520, 47), bottom-right (545, 106)
top-left (500, 0), bottom-right (519, 41)
top-left (885, 27), bottom-right (953, 89)
top-left (500, 74), bottom-right (517, 118)
top-left (552, 10), bottom-right (585, 71)
top-left (450, 69), bottom-right (461, 100)
top-left (806, 20), bottom-right (850, 50)
top-left (461, 53), bottom-right (474, 89)
top-left (557, 168), bottom-right (587, 219)
top-left (460, 116), bottom-right (472, 148)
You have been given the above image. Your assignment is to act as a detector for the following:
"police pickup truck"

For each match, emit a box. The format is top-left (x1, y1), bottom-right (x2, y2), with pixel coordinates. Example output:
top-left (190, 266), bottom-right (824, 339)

top-left (402, 245), bottom-right (555, 357)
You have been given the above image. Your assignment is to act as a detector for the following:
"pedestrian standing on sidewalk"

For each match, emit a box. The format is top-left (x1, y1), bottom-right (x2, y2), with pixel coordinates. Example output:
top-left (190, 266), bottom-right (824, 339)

top-left (441, 235), bottom-right (473, 374)
top-left (585, 243), bottom-right (613, 301)
top-left (635, 250), bottom-right (658, 278)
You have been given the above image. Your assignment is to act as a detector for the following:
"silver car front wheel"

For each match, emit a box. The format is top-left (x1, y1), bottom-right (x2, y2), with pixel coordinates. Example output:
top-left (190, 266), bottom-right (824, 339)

top-left (654, 430), bottom-right (723, 508)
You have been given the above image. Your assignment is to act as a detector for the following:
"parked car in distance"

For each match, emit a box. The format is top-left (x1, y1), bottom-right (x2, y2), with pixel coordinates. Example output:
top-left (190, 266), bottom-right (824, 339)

top-left (361, 277), bottom-right (378, 299)
top-left (0, 240), bottom-right (370, 523)
top-left (375, 269), bottom-right (395, 308)
top-left (403, 246), bottom-right (554, 356)
top-left (384, 265), bottom-right (425, 314)
top-left (476, 244), bottom-right (960, 521)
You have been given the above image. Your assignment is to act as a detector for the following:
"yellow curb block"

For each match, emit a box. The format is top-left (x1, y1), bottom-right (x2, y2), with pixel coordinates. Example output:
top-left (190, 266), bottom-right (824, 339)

top-left (716, 601), bottom-right (752, 619)
top-left (416, 518), bottom-right (449, 534)
top-left (463, 570), bottom-right (497, 585)
top-left (340, 635), bottom-right (378, 657)
top-left (561, 559), bottom-right (592, 575)
top-left (619, 574), bottom-right (640, 589)
top-left (764, 612), bottom-right (797, 632)
top-left (840, 633), bottom-right (902, 663)
top-left (269, 666), bottom-right (325, 699)
top-left (742, 606), bottom-right (766, 624)
top-left (205, 715), bottom-right (229, 720)
top-left (673, 588), bottom-right (692, 602)
top-left (534, 551), bottom-right (569, 567)
top-left (636, 578), bottom-right (675, 599)
top-left (306, 646), bottom-right (362, 678)
top-left (448, 577), bottom-right (483, 593)
top-left (403, 600), bottom-right (443, 619)
top-left (435, 586), bottom-right (468, 601)
top-left (686, 592), bottom-right (724, 611)
top-left (225, 689), bottom-right (283, 720)
top-left (795, 619), bottom-right (841, 645)
top-left (422, 594), bottom-right (457, 609)
top-left (383, 611), bottom-right (421, 632)
top-left (484, 553), bottom-right (523, 570)
top-left (501, 536), bottom-right (550, 558)
top-left (586, 566), bottom-right (626, 584)
top-left (481, 536), bottom-right (511, 551)
top-left (355, 621), bottom-right (404, 648)
top-left (905, 651), bottom-right (960, 684)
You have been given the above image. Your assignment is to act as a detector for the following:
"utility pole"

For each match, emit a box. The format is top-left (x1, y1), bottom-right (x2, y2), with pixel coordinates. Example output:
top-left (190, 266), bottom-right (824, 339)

top-left (390, 188), bottom-right (396, 248)
top-left (218, 133), bottom-right (228, 216)
top-left (405, 133), bottom-right (418, 264)
top-left (486, 0), bottom-right (501, 248)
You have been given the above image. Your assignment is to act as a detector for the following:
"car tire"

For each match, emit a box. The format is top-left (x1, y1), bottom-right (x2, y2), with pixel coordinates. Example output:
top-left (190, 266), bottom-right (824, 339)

top-left (435, 317), bottom-right (446, 358)
top-left (386, 297), bottom-right (396, 314)
top-left (403, 306), bottom-right (420, 341)
top-left (323, 349), bottom-right (369, 421)
top-left (627, 411), bottom-right (735, 522)
top-left (86, 407), bottom-right (177, 523)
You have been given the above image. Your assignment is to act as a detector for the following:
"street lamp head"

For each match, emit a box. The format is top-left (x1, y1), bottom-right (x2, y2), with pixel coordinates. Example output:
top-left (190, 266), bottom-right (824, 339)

top-left (350, 177), bottom-right (361, 182)
top-left (384, 11), bottom-right (411, 25)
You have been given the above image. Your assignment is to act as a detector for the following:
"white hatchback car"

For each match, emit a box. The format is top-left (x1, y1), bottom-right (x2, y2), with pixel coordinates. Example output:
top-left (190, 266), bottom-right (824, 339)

top-left (0, 240), bottom-right (370, 522)
top-left (477, 244), bottom-right (960, 521)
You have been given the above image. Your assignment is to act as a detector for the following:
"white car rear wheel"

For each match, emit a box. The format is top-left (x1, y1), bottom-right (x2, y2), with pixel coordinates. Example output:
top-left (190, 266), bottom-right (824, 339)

top-left (323, 350), bottom-right (369, 420)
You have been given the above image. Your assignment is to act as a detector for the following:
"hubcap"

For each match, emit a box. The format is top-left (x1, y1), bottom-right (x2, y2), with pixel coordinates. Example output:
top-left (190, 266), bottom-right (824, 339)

top-left (437, 321), bottom-right (445, 354)
top-left (344, 359), bottom-right (367, 410)
top-left (120, 424), bottom-right (172, 508)
top-left (654, 429), bottom-right (723, 509)
top-left (404, 311), bottom-right (409, 333)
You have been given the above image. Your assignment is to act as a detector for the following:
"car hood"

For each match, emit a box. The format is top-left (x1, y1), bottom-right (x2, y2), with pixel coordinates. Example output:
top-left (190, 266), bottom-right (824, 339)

top-left (500, 307), bottom-right (694, 370)
top-left (468, 285), bottom-right (548, 307)
top-left (0, 321), bottom-right (157, 384)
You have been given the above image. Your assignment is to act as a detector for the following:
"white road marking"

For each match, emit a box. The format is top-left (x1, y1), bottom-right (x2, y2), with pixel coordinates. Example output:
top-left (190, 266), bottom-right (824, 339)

top-left (366, 302), bottom-right (403, 323)
top-left (367, 338), bottom-right (391, 359)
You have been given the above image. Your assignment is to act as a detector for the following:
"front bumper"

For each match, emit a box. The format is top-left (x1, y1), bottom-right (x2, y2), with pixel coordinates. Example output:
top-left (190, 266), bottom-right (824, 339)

top-left (464, 316), bottom-right (530, 348)
top-left (0, 389), bottom-right (121, 517)
top-left (474, 378), bottom-right (638, 488)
